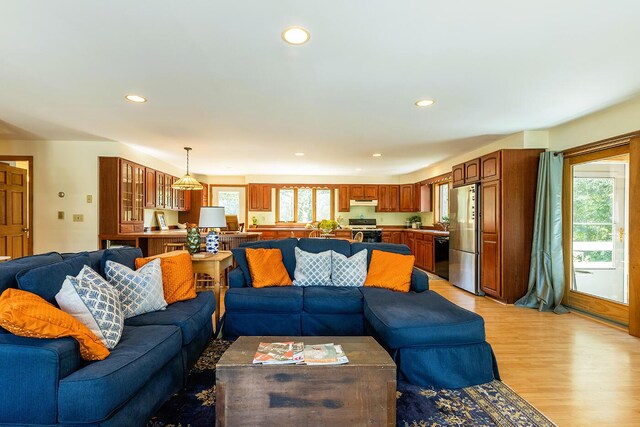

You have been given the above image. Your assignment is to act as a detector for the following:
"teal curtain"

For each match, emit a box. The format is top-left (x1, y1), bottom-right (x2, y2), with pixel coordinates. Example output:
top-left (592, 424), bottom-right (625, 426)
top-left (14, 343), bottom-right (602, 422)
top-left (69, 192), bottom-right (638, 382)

top-left (515, 152), bottom-right (569, 314)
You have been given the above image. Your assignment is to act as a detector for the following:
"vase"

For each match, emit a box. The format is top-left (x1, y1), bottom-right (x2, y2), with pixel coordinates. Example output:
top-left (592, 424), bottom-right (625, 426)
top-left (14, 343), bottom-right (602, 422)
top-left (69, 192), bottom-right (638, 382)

top-left (186, 226), bottom-right (201, 255)
top-left (206, 231), bottom-right (220, 254)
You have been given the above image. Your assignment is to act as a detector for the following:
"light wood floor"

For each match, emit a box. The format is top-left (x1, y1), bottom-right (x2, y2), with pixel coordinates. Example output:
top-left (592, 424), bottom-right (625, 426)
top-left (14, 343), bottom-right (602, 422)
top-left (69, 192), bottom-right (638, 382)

top-left (429, 280), bottom-right (640, 427)
top-left (219, 281), bottom-right (640, 426)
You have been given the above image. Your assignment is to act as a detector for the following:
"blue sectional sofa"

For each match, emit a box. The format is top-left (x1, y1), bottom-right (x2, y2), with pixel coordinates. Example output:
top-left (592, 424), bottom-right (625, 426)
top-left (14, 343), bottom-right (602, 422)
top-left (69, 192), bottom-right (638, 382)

top-left (0, 247), bottom-right (215, 427)
top-left (225, 238), bottom-right (500, 389)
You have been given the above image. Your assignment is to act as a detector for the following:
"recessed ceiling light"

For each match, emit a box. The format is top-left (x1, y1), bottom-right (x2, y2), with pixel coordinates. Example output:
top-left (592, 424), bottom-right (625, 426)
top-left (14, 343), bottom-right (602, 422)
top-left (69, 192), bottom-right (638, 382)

top-left (414, 99), bottom-right (435, 107)
top-left (355, 168), bottom-right (362, 171)
top-left (282, 26), bottom-right (311, 45)
top-left (294, 152), bottom-right (305, 156)
top-left (125, 94), bottom-right (147, 103)
top-left (372, 153), bottom-right (382, 157)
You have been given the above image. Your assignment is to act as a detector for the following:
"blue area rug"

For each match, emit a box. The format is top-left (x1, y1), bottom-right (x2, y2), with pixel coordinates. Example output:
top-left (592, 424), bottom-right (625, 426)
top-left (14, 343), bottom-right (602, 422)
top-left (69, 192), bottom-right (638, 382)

top-left (148, 339), bottom-right (555, 427)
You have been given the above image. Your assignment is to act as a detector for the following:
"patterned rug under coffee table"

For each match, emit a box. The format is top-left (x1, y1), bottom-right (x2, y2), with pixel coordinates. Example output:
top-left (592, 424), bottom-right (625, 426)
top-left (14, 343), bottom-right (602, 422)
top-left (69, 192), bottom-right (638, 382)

top-left (148, 339), bottom-right (555, 427)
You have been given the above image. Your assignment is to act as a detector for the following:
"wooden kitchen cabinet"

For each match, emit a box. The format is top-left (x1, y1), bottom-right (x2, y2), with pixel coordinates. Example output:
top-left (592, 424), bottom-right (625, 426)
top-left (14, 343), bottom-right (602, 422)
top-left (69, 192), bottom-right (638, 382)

top-left (465, 158), bottom-right (481, 183)
top-left (389, 185), bottom-right (399, 211)
top-left (338, 185), bottom-right (350, 212)
top-left (413, 182), bottom-right (422, 212)
top-left (145, 168), bottom-right (156, 208)
top-left (164, 174), bottom-right (173, 209)
top-left (452, 163), bottom-right (465, 187)
top-left (420, 183), bottom-right (432, 212)
top-left (452, 159), bottom-right (482, 187)
top-left (481, 151), bottom-right (501, 182)
top-left (364, 185), bottom-right (378, 199)
top-left (155, 171), bottom-right (165, 209)
top-left (248, 184), bottom-right (272, 211)
top-left (179, 182), bottom-right (208, 225)
top-left (349, 185), bottom-right (364, 199)
top-left (99, 157), bottom-right (145, 235)
top-left (399, 184), bottom-right (414, 212)
top-left (381, 230), bottom-right (402, 244)
top-left (478, 149), bottom-right (542, 303)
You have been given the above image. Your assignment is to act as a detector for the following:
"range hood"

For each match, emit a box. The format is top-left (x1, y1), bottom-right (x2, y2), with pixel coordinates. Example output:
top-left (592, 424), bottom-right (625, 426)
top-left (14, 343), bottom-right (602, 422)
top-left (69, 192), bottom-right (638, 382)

top-left (350, 199), bottom-right (378, 207)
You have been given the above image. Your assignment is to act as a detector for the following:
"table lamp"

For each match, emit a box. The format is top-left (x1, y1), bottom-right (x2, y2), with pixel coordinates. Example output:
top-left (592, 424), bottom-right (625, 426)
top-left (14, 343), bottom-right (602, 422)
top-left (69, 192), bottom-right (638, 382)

top-left (199, 206), bottom-right (227, 254)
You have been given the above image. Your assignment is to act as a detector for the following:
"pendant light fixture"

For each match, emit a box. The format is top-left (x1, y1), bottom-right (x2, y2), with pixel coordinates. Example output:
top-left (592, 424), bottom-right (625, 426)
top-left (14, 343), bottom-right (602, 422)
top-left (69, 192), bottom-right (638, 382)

top-left (171, 147), bottom-right (204, 190)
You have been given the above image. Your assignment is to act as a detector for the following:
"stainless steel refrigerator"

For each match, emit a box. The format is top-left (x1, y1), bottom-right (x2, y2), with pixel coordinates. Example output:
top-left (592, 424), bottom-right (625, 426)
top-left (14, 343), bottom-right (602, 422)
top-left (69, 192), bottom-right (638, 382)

top-left (448, 184), bottom-right (483, 295)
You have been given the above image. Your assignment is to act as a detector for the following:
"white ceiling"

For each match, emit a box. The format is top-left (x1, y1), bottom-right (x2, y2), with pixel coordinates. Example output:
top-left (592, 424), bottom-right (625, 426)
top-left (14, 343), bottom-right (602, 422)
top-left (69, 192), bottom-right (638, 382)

top-left (2, 1), bottom-right (640, 176)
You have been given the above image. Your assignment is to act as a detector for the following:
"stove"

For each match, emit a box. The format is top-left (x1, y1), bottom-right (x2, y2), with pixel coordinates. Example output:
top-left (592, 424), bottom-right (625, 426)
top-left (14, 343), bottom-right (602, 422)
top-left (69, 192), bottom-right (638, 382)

top-left (349, 219), bottom-right (383, 242)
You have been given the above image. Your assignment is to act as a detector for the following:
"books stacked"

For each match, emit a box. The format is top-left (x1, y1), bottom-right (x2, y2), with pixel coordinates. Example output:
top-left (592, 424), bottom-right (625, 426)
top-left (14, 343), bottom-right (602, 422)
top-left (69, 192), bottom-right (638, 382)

top-left (252, 342), bottom-right (349, 365)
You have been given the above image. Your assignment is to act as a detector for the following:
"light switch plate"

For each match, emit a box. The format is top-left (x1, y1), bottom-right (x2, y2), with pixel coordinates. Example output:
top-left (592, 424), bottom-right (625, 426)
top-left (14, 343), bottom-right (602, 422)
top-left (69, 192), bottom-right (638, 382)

top-left (73, 214), bottom-right (84, 222)
top-left (58, 211), bottom-right (64, 220)
top-left (86, 195), bottom-right (93, 203)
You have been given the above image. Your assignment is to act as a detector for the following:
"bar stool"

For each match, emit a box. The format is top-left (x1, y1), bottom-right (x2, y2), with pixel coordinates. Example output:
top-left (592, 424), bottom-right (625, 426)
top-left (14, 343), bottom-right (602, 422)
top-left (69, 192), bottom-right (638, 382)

top-left (163, 242), bottom-right (186, 253)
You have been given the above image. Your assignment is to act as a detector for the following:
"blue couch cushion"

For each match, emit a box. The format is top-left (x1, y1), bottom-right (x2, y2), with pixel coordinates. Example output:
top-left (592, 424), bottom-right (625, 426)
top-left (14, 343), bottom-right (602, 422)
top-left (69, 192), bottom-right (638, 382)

top-left (16, 253), bottom-right (89, 302)
top-left (297, 238), bottom-right (351, 257)
top-left (124, 291), bottom-right (215, 345)
top-left (303, 286), bottom-right (363, 314)
top-left (225, 286), bottom-right (303, 312)
top-left (57, 324), bottom-right (182, 424)
top-left (0, 252), bottom-right (63, 293)
top-left (61, 251), bottom-right (103, 274)
top-left (362, 288), bottom-right (486, 349)
top-left (100, 247), bottom-right (143, 275)
top-left (351, 242), bottom-right (411, 267)
top-left (232, 238), bottom-right (298, 286)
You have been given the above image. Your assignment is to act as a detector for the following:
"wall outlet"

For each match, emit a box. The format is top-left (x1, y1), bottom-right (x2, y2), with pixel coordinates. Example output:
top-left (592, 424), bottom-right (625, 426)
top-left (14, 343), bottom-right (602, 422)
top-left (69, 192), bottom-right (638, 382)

top-left (58, 211), bottom-right (64, 220)
top-left (86, 195), bottom-right (93, 203)
top-left (73, 214), bottom-right (84, 222)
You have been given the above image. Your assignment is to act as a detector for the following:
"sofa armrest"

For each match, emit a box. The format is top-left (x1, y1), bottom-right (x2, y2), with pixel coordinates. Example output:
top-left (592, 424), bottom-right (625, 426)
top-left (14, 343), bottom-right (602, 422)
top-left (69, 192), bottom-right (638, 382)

top-left (410, 267), bottom-right (429, 292)
top-left (0, 334), bottom-right (81, 424)
top-left (229, 267), bottom-right (248, 288)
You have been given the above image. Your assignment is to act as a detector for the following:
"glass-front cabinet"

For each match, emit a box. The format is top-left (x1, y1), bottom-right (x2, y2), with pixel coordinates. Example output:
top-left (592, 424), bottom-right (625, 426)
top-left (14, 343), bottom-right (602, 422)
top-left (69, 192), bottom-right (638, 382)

top-left (119, 159), bottom-right (145, 232)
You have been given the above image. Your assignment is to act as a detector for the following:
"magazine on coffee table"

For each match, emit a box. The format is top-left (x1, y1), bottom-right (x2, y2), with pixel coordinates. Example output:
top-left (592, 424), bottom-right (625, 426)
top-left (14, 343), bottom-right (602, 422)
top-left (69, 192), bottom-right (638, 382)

top-left (252, 342), bottom-right (304, 364)
top-left (303, 343), bottom-right (349, 365)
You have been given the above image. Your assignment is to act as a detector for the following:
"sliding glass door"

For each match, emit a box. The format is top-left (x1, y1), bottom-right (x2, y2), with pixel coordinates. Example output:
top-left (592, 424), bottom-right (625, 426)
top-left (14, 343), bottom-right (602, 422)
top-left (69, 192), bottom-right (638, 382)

top-left (564, 146), bottom-right (630, 324)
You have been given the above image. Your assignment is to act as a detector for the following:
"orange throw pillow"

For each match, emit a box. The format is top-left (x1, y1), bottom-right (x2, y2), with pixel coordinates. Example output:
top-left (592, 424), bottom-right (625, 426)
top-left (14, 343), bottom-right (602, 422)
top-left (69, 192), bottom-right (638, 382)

top-left (246, 248), bottom-right (293, 288)
top-left (135, 251), bottom-right (196, 304)
top-left (0, 288), bottom-right (110, 360)
top-left (364, 250), bottom-right (415, 293)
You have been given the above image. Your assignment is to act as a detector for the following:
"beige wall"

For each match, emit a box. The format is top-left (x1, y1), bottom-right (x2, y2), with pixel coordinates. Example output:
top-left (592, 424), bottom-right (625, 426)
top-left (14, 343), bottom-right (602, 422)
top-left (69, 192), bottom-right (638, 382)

top-left (548, 96), bottom-right (640, 151)
top-left (0, 140), bottom-right (189, 254)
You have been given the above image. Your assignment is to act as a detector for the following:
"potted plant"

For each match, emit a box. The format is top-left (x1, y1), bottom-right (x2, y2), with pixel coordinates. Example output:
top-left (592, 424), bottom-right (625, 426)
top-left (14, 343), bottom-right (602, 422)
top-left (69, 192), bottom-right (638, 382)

top-left (408, 215), bottom-right (422, 229)
top-left (251, 216), bottom-right (258, 228)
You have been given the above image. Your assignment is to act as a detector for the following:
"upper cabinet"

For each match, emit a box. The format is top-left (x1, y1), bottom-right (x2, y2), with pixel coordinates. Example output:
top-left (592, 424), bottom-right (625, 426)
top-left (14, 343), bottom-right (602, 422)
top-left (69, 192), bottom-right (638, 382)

top-left (377, 185), bottom-right (399, 212)
top-left (452, 158), bottom-right (481, 187)
top-left (480, 151), bottom-right (501, 182)
top-left (349, 185), bottom-right (364, 199)
top-left (399, 184), bottom-right (414, 212)
top-left (364, 185), bottom-right (378, 199)
top-left (248, 184), bottom-right (272, 211)
top-left (145, 168), bottom-right (156, 208)
top-left (338, 185), bottom-right (350, 212)
top-left (413, 182), bottom-right (422, 212)
top-left (452, 163), bottom-right (465, 187)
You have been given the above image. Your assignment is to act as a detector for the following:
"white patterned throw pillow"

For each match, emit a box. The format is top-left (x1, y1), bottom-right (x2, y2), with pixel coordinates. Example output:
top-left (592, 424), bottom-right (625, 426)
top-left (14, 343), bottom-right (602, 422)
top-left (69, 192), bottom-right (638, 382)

top-left (331, 249), bottom-right (368, 287)
top-left (105, 259), bottom-right (167, 318)
top-left (293, 247), bottom-right (332, 287)
top-left (55, 265), bottom-right (124, 349)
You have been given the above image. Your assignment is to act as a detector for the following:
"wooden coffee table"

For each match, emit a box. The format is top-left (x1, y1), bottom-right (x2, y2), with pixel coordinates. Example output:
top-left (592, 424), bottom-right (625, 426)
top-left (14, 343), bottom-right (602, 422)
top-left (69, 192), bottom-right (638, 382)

top-left (216, 336), bottom-right (396, 427)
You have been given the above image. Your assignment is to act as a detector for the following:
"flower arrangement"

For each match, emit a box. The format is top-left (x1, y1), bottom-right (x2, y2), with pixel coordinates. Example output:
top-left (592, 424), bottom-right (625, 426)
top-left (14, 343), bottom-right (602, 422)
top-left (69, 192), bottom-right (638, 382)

top-left (317, 219), bottom-right (339, 233)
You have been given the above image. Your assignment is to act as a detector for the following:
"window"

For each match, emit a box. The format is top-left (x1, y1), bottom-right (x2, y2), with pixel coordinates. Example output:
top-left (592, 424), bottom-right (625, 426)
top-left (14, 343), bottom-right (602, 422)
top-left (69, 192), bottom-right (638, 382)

top-left (572, 176), bottom-right (615, 268)
top-left (276, 187), bottom-right (334, 223)
top-left (218, 191), bottom-right (240, 216)
top-left (435, 182), bottom-right (450, 222)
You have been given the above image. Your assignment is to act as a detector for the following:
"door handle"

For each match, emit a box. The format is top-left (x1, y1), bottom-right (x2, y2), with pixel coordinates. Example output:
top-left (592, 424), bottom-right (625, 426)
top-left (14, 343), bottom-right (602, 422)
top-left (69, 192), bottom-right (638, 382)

top-left (21, 228), bottom-right (29, 233)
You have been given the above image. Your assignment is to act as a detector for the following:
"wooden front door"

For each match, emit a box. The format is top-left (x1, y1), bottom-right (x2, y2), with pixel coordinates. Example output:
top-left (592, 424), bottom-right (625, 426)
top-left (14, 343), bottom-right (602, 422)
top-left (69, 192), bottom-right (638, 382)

top-left (0, 163), bottom-right (28, 259)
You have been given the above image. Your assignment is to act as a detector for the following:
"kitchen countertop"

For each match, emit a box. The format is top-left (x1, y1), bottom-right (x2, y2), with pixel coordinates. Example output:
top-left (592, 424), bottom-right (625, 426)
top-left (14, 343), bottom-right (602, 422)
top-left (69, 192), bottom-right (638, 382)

top-left (249, 226), bottom-right (449, 236)
top-left (100, 230), bottom-right (263, 238)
